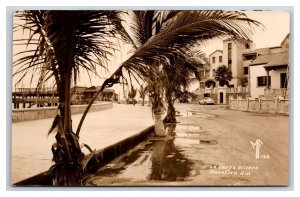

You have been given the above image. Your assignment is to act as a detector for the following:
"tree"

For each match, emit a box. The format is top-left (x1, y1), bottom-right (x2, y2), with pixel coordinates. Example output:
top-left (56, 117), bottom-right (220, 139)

top-left (205, 79), bottom-right (216, 88)
top-left (117, 10), bottom-right (260, 136)
top-left (127, 86), bottom-right (137, 105)
top-left (138, 84), bottom-right (148, 106)
top-left (215, 65), bottom-right (233, 87)
top-left (14, 10), bottom-right (129, 186)
top-left (241, 77), bottom-right (248, 87)
top-left (14, 10), bottom-right (261, 184)
top-left (163, 49), bottom-right (203, 123)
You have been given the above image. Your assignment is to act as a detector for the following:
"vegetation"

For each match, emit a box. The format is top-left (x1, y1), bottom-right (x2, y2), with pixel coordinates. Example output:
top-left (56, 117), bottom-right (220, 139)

top-left (163, 49), bottom-right (203, 123)
top-left (205, 79), bottom-right (216, 88)
top-left (13, 10), bottom-right (260, 185)
top-left (241, 77), bottom-right (248, 87)
top-left (14, 10), bottom-right (129, 186)
top-left (215, 65), bottom-right (233, 87)
top-left (127, 86), bottom-right (137, 105)
top-left (138, 85), bottom-right (148, 106)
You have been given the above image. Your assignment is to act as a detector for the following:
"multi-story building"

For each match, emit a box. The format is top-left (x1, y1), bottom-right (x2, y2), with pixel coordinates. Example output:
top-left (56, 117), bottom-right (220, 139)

top-left (208, 50), bottom-right (223, 81)
top-left (206, 39), bottom-right (255, 88)
top-left (222, 38), bottom-right (255, 87)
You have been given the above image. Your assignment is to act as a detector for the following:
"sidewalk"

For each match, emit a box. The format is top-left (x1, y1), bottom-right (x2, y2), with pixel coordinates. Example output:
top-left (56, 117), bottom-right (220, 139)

top-left (11, 103), bottom-right (153, 184)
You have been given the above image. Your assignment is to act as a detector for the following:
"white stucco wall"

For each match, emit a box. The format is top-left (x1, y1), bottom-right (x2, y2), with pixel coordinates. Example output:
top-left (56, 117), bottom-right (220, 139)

top-left (223, 40), bottom-right (254, 87)
top-left (271, 68), bottom-right (287, 89)
top-left (250, 64), bottom-right (267, 98)
top-left (209, 50), bottom-right (223, 78)
top-left (250, 65), bottom-right (287, 98)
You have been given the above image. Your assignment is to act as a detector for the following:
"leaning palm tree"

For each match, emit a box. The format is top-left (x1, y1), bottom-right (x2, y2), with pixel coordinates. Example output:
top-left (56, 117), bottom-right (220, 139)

top-left (163, 49), bottom-right (204, 123)
top-left (13, 10), bottom-right (129, 185)
top-left (77, 10), bottom-right (261, 138)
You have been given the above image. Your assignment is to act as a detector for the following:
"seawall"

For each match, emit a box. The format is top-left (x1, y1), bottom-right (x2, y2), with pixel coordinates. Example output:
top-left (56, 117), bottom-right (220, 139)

top-left (12, 102), bottom-right (113, 123)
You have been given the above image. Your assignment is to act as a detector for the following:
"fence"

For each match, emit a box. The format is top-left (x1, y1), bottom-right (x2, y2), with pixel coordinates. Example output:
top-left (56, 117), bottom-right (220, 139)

top-left (229, 97), bottom-right (289, 115)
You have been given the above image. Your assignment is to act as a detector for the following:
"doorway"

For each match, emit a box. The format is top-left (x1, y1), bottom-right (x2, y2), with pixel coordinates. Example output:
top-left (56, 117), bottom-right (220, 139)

top-left (280, 73), bottom-right (287, 88)
top-left (220, 92), bottom-right (224, 104)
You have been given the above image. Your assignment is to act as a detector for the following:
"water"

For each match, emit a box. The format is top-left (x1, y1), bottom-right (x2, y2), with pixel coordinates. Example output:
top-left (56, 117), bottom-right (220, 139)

top-left (86, 121), bottom-right (218, 185)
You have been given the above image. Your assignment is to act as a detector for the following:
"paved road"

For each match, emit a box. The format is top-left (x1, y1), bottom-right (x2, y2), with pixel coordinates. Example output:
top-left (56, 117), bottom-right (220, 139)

top-left (11, 103), bottom-right (153, 184)
top-left (87, 104), bottom-right (289, 186)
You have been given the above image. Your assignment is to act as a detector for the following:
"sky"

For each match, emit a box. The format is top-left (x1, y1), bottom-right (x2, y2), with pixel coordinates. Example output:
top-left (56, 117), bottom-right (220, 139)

top-left (12, 10), bottom-right (291, 97)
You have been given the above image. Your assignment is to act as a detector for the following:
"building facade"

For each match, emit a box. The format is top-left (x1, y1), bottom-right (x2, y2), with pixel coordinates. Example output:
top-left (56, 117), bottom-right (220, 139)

top-left (245, 34), bottom-right (289, 98)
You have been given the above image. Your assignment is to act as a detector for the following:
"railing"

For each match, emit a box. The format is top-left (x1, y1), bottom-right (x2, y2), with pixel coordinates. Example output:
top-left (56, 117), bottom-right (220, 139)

top-left (16, 88), bottom-right (57, 94)
top-left (227, 86), bottom-right (249, 93)
top-left (229, 97), bottom-right (289, 115)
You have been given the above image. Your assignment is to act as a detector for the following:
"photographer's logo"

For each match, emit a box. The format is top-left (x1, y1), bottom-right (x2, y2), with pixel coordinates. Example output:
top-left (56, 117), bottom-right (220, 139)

top-left (250, 139), bottom-right (269, 159)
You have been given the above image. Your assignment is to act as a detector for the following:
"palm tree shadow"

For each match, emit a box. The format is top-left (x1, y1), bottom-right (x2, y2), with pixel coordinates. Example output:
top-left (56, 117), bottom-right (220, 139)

top-left (149, 124), bottom-right (193, 181)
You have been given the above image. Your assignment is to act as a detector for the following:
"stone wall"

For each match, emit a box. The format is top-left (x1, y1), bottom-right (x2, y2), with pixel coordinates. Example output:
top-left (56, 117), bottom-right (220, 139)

top-left (12, 102), bottom-right (113, 123)
top-left (229, 98), bottom-right (289, 115)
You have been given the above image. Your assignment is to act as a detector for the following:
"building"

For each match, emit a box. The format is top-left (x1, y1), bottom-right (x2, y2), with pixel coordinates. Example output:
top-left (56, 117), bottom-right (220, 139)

top-left (245, 34), bottom-right (290, 98)
top-left (208, 50), bottom-right (223, 82)
top-left (205, 39), bottom-right (255, 88)
top-left (71, 86), bottom-right (118, 105)
top-left (222, 38), bottom-right (255, 87)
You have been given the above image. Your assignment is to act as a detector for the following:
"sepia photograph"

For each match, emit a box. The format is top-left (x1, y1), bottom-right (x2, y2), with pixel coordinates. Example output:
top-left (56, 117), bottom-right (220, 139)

top-left (11, 9), bottom-right (290, 187)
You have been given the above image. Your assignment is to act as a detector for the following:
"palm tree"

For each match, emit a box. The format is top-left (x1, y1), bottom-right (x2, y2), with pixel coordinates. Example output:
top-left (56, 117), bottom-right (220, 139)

top-left (13, 10), bottom-right (129, 185)
top-left (138, 84), bottom-right (148, 106)
top-left (215, 65), bottom-right (233, 86)
top-left (127, 86), bottom-right (137, 105)
top-left (163, 49), bottom-right (204, 123)
top-left (78, 10), bottom-right (261, 138)
top-left (14, 10), bottom-right (261, 185)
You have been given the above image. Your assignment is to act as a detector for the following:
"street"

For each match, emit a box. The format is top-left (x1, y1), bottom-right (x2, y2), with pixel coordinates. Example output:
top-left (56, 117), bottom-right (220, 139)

top-left (87, 103), bottom-right (289, 186)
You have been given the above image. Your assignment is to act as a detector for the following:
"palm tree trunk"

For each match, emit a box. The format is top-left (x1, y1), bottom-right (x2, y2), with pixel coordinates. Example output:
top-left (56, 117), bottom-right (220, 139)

top-left (141, 97), bottom-right (145, 106)
top-left (164, 91), bottom-right (177, 124)
top-left (154, 109), bottom-right (166, 137)
top-left (63, 71), bottom-right (72, 133)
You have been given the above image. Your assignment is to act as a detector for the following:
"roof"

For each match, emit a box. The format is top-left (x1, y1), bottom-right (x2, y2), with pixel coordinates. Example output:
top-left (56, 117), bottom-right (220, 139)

top-left (209, 50), bottom-right (223, 56)
top-left (281, 33), bottom-right (290, 46)
top-left (249, 52), bottom-right (289, 68)
top-left (243, 47), bottom-right (271, 56)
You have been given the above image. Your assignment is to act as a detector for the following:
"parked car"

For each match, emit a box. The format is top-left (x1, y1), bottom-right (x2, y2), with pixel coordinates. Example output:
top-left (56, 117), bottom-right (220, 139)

top-left (199, 97), bottom-right (215, 105)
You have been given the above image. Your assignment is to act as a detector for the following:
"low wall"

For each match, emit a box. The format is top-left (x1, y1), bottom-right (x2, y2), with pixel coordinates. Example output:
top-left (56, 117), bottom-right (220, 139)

top-left (229, 98), bottom-right (289, 115)
top-left (12, 102), bottom-right (113, 123)
top-left (88, 125), bottom-right (154, 172)
top-left (14, 125), bottom-right (154, 186)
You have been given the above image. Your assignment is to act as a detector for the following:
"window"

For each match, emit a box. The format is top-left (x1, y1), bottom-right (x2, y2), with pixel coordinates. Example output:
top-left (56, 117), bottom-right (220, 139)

top-left (219, 56), bottom-right (222, 63)
top-left (205, 70), bottom-right (210, 77)
top-left (228, 43), bottom-right (232, 50)
top-left (228, 51), bottom-right (232, 60)
top-left (228, 43), bottom-right (232, 64)
top-left (212, 56), bottom-right (215, 63)
top-left (243, 67), bottom-right (248, 75)
top-left (213, 69), bottom-right (216, 76)
top-left (200, 70), bottom-right (205, 78)
top-left (200, 82), bottom-right (205, 88)
top-left (257, 76), bottom-right (271, 87)
top-left (228, 64), bottom-right (232, 71)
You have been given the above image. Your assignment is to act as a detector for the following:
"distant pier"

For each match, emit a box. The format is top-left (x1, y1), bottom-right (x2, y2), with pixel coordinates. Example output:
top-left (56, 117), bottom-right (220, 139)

top-left (12, 86), bottom-right (118, 109)
top-left (12, 88), bottom-right (58, 109)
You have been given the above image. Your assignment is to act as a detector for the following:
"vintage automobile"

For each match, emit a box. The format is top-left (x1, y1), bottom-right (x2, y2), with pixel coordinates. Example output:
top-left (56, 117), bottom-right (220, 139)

top-left (199, 97), bottom-right (215, 105)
